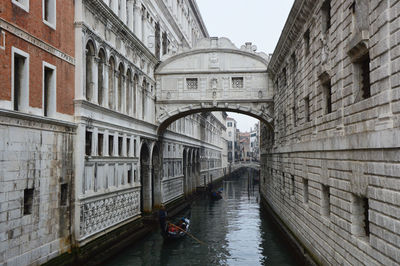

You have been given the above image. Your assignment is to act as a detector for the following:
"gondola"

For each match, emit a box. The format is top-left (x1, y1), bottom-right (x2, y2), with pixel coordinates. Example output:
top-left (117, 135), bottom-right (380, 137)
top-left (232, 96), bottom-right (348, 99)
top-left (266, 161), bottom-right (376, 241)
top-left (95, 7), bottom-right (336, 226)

top-left (162, 217), bottom-right (190, 240)
top-left (210, 188), bottom-right (223, 200)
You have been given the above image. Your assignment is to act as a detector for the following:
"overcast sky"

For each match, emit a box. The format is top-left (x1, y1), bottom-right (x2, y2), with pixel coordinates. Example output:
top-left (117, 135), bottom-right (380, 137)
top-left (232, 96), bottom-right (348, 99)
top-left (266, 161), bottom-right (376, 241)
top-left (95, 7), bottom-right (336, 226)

top-left (196, 0), bottom-right (294, 132)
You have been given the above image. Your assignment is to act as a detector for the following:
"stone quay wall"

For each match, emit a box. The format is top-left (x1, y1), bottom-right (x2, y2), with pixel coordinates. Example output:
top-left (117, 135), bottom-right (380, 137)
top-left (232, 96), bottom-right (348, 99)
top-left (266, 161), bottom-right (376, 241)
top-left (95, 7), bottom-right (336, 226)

top-left (260, 0), bottom-right (400, 265)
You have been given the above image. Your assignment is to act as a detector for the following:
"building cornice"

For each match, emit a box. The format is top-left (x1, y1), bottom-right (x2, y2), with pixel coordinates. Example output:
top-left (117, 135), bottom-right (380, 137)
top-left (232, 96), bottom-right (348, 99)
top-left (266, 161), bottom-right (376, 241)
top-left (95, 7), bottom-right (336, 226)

top-left (267, 0), bottom-right (316, 77)
top-left (187, 0), bottom-right (209, 38)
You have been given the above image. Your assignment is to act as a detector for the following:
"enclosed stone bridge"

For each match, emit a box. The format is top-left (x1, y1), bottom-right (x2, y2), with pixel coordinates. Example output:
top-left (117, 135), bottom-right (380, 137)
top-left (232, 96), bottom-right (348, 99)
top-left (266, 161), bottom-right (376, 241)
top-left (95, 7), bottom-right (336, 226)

top-left (155, 37), bottom-right (274, 133)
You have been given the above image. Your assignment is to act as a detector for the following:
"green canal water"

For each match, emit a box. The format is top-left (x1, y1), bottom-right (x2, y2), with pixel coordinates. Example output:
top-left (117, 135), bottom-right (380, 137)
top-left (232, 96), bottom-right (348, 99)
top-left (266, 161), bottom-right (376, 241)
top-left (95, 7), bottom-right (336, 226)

top-left (103, 170), bottom-right (304, 266)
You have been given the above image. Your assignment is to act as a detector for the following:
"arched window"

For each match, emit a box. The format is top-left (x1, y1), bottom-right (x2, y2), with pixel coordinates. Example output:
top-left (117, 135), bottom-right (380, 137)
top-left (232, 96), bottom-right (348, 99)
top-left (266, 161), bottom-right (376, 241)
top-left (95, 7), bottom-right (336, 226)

top-left (98, 49), bottom-right (106, 106)
top-left (142, 78), bottom-right (146, 119)
top-left (133, 74), bottom-right (138, 117)
top-left (126, 69), bottom-right (132, 115)
top-left (118, 63), bottom-right (124, 112)
top-left (108, 57), bottom-right (115, 109)
top-left (85, 40), bottom-right (95, 102)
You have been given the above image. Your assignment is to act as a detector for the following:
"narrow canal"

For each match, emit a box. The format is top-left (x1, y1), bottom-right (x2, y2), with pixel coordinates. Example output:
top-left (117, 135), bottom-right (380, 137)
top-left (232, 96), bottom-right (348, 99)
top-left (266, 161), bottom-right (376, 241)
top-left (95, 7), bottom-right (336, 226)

top-left (104, 169), bottom-right (303, 266)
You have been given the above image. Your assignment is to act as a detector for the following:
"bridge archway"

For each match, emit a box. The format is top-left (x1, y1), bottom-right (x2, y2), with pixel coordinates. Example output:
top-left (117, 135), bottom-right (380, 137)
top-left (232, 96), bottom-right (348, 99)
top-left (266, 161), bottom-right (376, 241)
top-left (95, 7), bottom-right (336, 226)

top-left (155, 37), bottom-right (274, 134)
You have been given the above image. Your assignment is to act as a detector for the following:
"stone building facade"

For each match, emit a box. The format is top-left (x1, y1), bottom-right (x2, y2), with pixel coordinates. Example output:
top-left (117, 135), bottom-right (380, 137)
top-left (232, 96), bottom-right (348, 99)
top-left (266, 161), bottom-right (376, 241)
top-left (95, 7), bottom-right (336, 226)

top-left (73, 0), bottom-right (227, 258)
top-left (0, 0), bottom-right (75, 265)
top-left (261, 0), bottom-right (400, 264)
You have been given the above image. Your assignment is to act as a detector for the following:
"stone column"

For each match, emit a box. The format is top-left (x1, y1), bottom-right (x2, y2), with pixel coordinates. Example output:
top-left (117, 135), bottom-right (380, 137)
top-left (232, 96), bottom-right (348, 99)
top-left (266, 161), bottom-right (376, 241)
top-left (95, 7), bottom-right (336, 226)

top-left (113, 70), bottom-right (118, 111)
top-left (121, 74), bottom-right (126, 114)
top-left (111, 0), bottom-right (118, 14)
top-left (121, 0), bottom-right (127, 25)
top-left (142, 14), bottom-right (147, 46)
top-left (134, 1), bottom-right (142, 40)
top-left (127, 0), bottom-right (134, 32)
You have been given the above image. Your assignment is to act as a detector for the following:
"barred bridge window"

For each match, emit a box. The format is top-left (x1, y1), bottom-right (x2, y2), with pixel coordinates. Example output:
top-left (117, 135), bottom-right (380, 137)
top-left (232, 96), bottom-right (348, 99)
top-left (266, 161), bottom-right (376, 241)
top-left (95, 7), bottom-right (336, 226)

top-left (186, 78), bottom-right (198, 90)
top-left (232, 77), bottom-right (243, 89)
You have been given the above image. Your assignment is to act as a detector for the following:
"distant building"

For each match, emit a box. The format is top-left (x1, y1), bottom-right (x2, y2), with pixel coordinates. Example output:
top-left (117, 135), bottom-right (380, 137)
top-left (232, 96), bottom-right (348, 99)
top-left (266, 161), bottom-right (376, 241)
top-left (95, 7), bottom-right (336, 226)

top-left (226, 117), bottom-right (237, 162)
top-left (239, 132), bottom-right (251, 161)
top-left (250, 122), bottom-right (260, 161)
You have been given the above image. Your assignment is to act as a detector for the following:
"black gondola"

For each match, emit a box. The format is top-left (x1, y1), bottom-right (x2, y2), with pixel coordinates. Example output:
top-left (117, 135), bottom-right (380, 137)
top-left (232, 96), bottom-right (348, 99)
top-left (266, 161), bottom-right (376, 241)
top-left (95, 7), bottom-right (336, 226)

top-left (162, 217), bottom-right (190, 240)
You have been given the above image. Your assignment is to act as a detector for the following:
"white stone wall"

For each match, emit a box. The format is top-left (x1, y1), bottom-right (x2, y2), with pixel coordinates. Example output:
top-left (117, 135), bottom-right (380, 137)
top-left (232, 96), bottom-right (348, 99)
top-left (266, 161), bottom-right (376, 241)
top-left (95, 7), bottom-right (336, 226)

top-left (0, 112), bottom-right (74, 265)
top-left (261, 0), bottom-right (400, 265)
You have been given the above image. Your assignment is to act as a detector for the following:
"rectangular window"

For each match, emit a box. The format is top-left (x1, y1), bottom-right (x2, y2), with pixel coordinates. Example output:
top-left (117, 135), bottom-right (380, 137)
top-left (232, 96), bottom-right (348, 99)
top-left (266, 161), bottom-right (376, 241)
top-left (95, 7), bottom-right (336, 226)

top-left (12, 0), bottom-right (29, 12)
top-left (23, 188), bottom-right (34, 215)
top-left (227, 122), bottom-right (232, 127)
top-left (291, 53), bottom-right (297, 72)
top-left (291, 174), bottom-right (295, 195)
top-left (118, 136), bottom-right (123, 156)
top-left (351, 195), bottom-right (370, 238)
top-left (354, 54), bottom-right (371, 102)
top-left (322, 0), bottom-right (331, 34)
top-left (0, 29), bottom-right (5, 50)
top-left (232, 77), bottom-right (244, 89)
top-left (98, 133), bottom-right (104, 156)
top-left (43, 0), bottom-right (56, 29)
top-left (321, 185), bottom-right (330, 217)
top-left (43, 63), bottom-right (56, 117)
top-left (60, 184), bottom-right (68, 206)
top-left (292, 107), bottom-right (297, 127)
top-left (127, 138), bottom-right (131, 157)
top-left (322, 80), bottom-right (332, 114)
top-left (282, 68), bottom-right (287, 86)
top-left (304, 29), bottom-right (310, 56)
top-left (186, 78), bottom-right (198, 90)
top-left (134, 139), bottom-right (137, 157)
top-left (109, 135), bottom-right (114, 156)
top-left (304, 95), bottom-right (311, 122)
top-left (303, 178), bottom-right (309, 203)
top-left (128, 167), bottom-right (132, 184)
top-left (12, 48), bottom-right (29, 112)
top-left (85, 131), bottom-right (92, 156)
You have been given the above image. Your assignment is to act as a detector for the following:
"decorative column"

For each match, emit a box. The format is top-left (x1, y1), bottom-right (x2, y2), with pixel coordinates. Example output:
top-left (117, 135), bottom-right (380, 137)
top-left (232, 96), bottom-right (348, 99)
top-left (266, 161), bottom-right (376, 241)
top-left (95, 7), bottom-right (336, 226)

top-left (134, 1), bottom-right (142, 40)
top-left (121, 0), bottom-right (127, 24)
top-left (127, 0), bottom-right (134, 32)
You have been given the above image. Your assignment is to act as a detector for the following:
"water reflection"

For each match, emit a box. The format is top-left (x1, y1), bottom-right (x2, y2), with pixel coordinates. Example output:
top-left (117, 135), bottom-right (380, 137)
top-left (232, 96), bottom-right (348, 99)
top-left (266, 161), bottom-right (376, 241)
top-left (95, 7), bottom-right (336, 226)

top-left (104, 170), bottom-right (302, 266)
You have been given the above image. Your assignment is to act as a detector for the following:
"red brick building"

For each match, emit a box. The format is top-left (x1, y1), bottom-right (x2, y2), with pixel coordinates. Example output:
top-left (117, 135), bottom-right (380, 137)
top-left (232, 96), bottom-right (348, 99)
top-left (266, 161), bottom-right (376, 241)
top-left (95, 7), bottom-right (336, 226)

top-left (0, 1), bottom-right (75, 265)
top-left (0, 0), bottom-right (74, 116)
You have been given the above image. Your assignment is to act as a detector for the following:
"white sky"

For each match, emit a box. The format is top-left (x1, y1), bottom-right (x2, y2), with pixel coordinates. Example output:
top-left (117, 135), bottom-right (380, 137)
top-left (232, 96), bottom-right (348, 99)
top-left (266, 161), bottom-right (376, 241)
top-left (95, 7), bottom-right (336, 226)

top-left (196, 0), bottom-right (295, 132)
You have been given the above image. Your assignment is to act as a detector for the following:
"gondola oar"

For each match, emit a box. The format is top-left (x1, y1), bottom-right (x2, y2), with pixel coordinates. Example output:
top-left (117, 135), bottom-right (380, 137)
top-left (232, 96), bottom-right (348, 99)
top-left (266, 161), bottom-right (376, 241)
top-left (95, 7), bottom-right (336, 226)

top-left (168, 222), bottom-right (207, 246)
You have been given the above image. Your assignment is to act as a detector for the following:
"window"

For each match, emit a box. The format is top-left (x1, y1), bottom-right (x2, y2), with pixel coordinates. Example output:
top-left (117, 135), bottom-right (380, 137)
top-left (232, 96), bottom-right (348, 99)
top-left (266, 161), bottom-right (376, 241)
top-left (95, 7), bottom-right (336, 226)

top-left (127, 138), bottom-right (131, 157)
top-left (232, 77), bottom-right (243, 89)
top-left (321, 185), bottom-right (330, 217)
top-left (23, 188), bottom-right (34, 215)
top-left (85, 41), bottom-right (95, 102)
top-left (354, 54), bottom-right (371, 102)
top-left (43, 62), bottom-right (56, 117)
top-left (304, 29), bottom-right (310, 56)
top-left (12, 0), bottom-right (29, 12)
top-left (186, 78), bottom-right (198, 90)
top-left (128, 167), bottom-right (132, 184)
top-left (282, 68), bottom-right (287, 86)
top-left (291, 53), bottom-right (297, 73)
top-left (60, 184), bottom-right (68, 206)
top-left (12, 47), bottom-right (29, 112)
top-left (228, 132), bottom-right (232, 137)
top-left (304, 95), bottom-right (311, 122)
top-left (351, 194), bottom-right (370, 238)
top-left (43, 0), bottom-right (56, 29)
top-left (134, 139), bottom-right (137, 157)
top-left (108, 135), bottom-right (114, 156)
top-left (98, 133), bottom-right (104, 156)
top-left (227, 122), bottom-right (232, 127)
top-left (292, 106), bottom-right (297, 127)
top-left (0, 29), bottom-right (5, 50)
top-left (85, 131), bottom-right (92, 156)
top-left (118, 136), bottom-right (123, 156)
top-left (322, 79), bottom-right (332, 114)
top-left (303, 179), bottom-right (309, 203)
top-left (291, 175), bottom-right (295, 195)
top-left (322, 0), bottom-right (331, 34)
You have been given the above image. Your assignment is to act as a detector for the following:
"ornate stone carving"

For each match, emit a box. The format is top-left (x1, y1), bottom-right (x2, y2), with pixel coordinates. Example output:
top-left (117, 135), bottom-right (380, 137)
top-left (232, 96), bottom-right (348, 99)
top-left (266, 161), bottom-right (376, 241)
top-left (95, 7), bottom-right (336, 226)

top-left (79, 189), bottom-right (140, 239)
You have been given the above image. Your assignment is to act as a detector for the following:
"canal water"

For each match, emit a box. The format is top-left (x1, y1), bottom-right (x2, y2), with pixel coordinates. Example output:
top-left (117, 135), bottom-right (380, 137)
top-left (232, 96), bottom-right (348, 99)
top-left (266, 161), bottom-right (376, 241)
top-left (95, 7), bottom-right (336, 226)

top-left (104, 170), bottom-right (303, 266)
